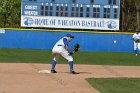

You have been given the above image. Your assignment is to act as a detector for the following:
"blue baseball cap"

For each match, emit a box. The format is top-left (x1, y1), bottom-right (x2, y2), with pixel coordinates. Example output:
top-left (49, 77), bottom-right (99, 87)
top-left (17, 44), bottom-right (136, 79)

top-left (66, 34), bottom-right (74, 38)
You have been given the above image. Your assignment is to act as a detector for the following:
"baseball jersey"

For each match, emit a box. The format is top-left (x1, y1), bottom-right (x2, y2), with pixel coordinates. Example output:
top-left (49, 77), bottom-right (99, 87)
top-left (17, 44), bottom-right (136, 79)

top-left (133, 33), bottom-right (140, 40)
top-left (52, 36), bottom-right (73, 62)
top-left (52, 37), bottom-right (69, 53)
top-left (53, 37), bottom-right (68, 47)
top-left (133, 33), bottom-right (140, 50)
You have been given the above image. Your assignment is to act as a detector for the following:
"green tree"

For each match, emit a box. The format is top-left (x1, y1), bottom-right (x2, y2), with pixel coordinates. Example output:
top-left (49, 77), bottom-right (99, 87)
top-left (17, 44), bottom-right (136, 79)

top-left (0, 0), bottom-right (21, 28)
top-left (135, 0), bottom-right (140, 29)
top-left (121, 0), bottom-right (138, 31)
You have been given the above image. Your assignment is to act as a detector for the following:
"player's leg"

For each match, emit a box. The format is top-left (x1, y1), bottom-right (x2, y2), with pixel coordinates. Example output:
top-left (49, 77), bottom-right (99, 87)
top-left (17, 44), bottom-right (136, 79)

top-left (134, 42), bottom-right (138, 56)
top-left (61, 51), bottom-right (79, 74)
top-left (137, 43), bottom-right (140, 55)
top-left (51, 52), bottom-right (59, 73)
top-left (51, 46), bottom-right (62, 73)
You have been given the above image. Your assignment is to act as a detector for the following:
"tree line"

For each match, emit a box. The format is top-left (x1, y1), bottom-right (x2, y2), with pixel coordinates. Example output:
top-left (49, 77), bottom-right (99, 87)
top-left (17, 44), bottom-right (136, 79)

top-left (121, 0), bottom-right (140, 32)
top-left (0, 0), bottom-right (21, 28)
top-left (0, 0), bottom-right (139, 32)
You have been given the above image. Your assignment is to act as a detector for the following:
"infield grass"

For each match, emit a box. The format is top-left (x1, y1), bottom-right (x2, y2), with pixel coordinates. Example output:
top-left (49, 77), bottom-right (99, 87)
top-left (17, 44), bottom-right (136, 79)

top-left (86, 78), bottom-right (140, 93)
top-left (0, 48), bottom-right (140, 66)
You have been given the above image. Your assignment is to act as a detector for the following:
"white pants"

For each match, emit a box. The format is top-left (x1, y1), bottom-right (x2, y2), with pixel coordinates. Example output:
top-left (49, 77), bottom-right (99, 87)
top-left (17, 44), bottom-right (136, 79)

top-left (134, 42), bottom-right (140, 50)
top-left (52, 46), bottom-right (73, 62)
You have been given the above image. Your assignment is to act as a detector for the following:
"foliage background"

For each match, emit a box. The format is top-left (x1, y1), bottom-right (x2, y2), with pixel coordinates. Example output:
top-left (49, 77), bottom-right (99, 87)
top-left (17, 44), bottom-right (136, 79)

top-left (0, 0), bottom-right (21, 27)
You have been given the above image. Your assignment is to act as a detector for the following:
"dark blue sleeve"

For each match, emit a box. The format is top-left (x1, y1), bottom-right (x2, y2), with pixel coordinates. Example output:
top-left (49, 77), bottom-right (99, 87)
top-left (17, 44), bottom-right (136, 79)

top-left (63, 38), bottom-right (68, 46)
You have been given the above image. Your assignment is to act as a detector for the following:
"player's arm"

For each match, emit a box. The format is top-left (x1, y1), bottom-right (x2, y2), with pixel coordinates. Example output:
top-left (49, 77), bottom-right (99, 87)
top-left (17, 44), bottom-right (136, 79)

top-left (132, 35), bottom-right (136, 41)
top-left (132, 34), bottom-right (135, 40)
top-left (69, 43), bottom-right (80, 55)
top-left (63, 38), bottom-right (69, 51)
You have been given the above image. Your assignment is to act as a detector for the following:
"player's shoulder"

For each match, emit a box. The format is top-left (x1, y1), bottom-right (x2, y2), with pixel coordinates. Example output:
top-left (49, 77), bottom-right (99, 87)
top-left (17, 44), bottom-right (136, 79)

top-left (62, 37), bottom-right (68, 40)
top-left (137, 33), bottom-right (140, 36)
top-left (133, 33), bottom-right (139, 35)
top-left (133, 33), bottom-right (136, 36)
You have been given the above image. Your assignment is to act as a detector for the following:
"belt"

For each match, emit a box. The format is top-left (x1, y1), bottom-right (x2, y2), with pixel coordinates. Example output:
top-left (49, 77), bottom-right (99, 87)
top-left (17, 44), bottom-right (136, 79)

top-left (57, 45), bottom-right (63, 46)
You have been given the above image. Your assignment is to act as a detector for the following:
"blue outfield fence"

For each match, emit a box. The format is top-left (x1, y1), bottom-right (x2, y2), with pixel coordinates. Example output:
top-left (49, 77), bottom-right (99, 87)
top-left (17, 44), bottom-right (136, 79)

top-left (0, 29), bottom-right (133, 52)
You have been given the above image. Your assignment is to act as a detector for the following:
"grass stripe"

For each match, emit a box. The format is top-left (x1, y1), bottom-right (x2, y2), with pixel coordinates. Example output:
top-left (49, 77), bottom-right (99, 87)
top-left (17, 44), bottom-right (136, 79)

top-left (86, 78), bottom-right (140, 93)
top-left (0, 48), bottom-right (140, 66)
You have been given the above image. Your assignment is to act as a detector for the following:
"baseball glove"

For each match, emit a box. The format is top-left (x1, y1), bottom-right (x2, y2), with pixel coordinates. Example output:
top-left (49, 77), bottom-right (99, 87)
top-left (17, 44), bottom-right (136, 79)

top-left (69, 43), bottom-right (80, 55)
top-left (73, 43), bottom-right (80, 53)
top-left (134, 38), bottom-right (140, 43)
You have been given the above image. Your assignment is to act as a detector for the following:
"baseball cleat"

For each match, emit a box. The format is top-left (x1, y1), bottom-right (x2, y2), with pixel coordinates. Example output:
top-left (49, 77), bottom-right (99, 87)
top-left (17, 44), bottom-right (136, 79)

top-left (70, 71), bottom-right (79, 74)
top-left (51, 70), bottom-right (57, 73)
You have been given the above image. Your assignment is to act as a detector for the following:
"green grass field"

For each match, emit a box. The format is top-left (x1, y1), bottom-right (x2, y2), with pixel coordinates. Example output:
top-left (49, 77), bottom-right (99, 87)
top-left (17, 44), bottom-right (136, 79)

top-left (86, 78), bottom-right (140, 93)
top-left (0, 48), bottom-right (140, 66)
top-left (1, 48), bottom-right (140, 93)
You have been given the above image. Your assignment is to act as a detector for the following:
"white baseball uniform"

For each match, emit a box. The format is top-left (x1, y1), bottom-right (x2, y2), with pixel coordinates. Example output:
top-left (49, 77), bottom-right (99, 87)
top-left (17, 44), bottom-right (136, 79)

top-left (52, 36), bottom-right (73, 62)
top-left (51, 34), bottom-right (77, 73)
top-left (132, 33), bottom-right (140, 50)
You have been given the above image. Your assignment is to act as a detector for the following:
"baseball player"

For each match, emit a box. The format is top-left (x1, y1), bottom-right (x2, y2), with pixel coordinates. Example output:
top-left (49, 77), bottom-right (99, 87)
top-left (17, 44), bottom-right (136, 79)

top-left (132, 29), bottom-right (140, 56)
top-left (51, 34), bottom-right (78, 74)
